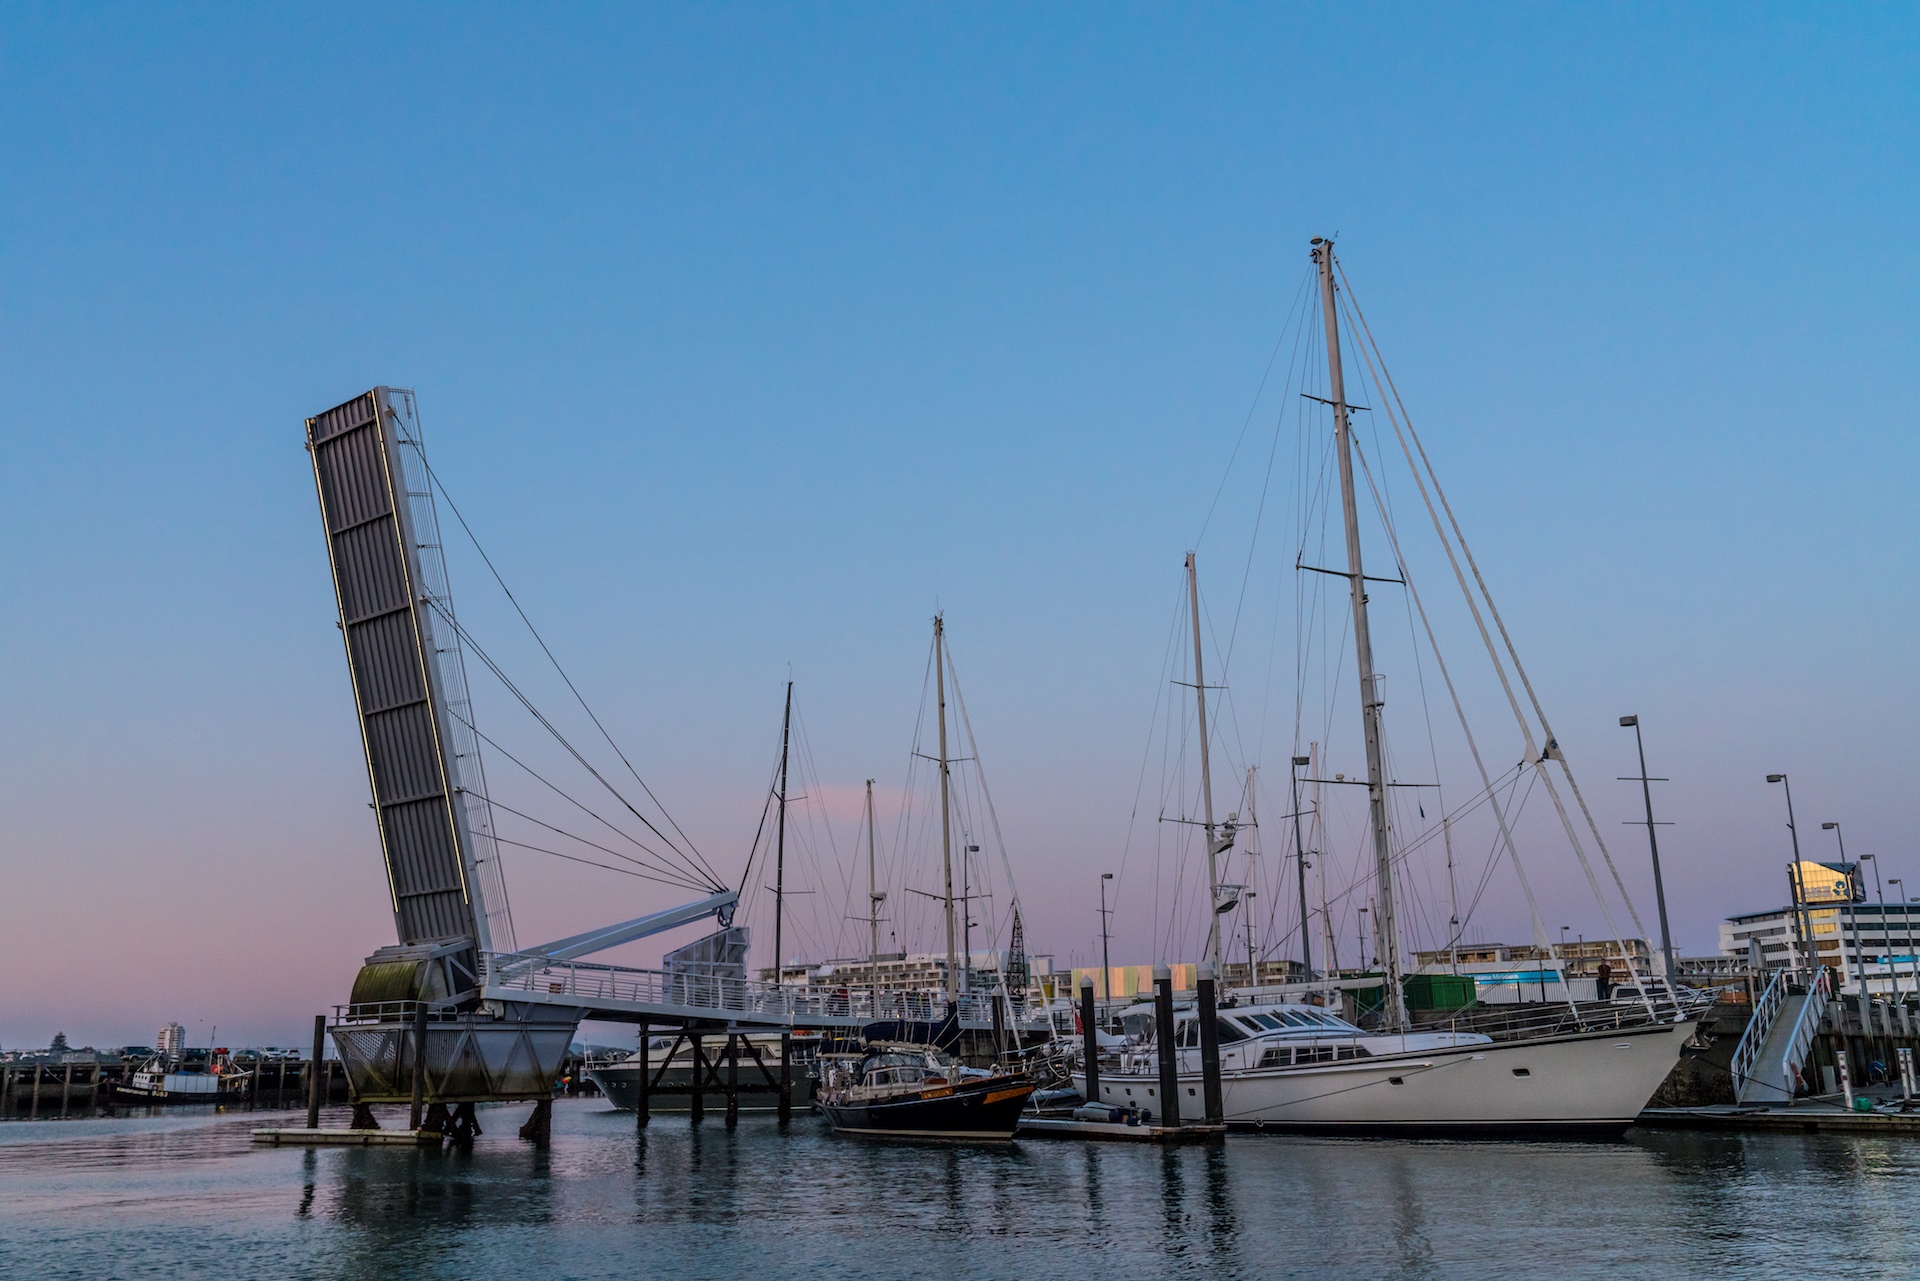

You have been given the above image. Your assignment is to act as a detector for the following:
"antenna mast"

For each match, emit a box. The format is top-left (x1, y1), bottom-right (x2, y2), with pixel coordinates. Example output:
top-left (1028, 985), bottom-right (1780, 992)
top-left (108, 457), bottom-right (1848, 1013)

top-left (1187, 552), bottom-right (1225, 973)
top-left (935, 615), bottom-right (961, 1004)
top-left (1313, 237), bottom-right (1405, 1030)
top-left (866, 778), bottom-right (882, 1012)
top-left (773, 680), bottom-right (792, 987)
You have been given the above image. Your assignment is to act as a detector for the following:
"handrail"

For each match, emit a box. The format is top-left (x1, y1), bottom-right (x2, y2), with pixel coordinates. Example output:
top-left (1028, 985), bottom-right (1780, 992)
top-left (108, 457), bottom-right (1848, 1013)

top-left (1776, 966), bottom-right (1832, 1102)
top-left (475, 952), bottom-right (1065, 1032)
top-left (1729, 968), bottom-right (1788, 1095)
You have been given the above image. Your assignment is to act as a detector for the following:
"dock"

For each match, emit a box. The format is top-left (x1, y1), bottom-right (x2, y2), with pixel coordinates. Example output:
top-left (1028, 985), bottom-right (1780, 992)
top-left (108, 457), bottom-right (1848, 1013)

top-left (251, 1127), bottom-right (442, 1146)
top-left (1640, 1103), bottom-right (1920, 1135)
top-left (1018, 1115), bottom-right (1224, 1143)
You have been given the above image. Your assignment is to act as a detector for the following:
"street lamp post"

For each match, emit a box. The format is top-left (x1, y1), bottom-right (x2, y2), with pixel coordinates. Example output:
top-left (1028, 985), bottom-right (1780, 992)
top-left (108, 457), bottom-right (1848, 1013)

top-left (1767, 774), bottom-right (1815, 980)
top-left (1821, 822), bottom-right (1868, 1003)
top-left (1862, 854), bottom-right (1901, 1005)
top-left (1098, 873), bottom-right (1115, 1008)
top-left (1892, 877), bottom-right (1920, 1006)
top-left (1620, 716), bottom-right (1679, 980)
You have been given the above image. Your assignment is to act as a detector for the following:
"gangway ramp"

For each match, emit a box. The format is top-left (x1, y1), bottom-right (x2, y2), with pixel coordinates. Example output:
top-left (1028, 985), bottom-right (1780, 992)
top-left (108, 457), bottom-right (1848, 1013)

top-left (1731, 968), bottom-right (1831, 1104)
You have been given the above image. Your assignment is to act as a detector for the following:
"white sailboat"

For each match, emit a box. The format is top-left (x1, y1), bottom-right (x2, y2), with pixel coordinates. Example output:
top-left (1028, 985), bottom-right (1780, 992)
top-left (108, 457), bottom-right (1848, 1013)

top-left (1075, 238), bottom-right (1699, 1136)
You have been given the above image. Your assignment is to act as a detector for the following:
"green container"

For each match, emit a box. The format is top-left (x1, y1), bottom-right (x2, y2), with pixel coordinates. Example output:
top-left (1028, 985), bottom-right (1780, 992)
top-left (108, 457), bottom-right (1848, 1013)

top-left (1403, 973), bottom-right (1477, 1014)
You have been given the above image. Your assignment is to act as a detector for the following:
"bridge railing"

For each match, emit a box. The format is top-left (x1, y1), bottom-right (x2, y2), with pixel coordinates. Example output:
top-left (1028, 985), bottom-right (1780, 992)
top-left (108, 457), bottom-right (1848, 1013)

top-left (1776, 965), bottom-right (1832, 1101)
top-left (1729, 968), bottom-right (1788, 1099)
top-left (478, 952), bottom-right (1065, 1032)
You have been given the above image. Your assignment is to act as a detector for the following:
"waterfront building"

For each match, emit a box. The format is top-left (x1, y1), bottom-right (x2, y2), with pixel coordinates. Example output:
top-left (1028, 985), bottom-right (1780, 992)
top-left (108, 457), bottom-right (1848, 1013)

top-left (1219, 959), bottom-right (1304, 988)
top-left (1069, 963), bottom-right (1199, 1001)
top-left (758, 950), bottom-right (1056, 1001)
top-left (1721, 898), bottom-right (1920, 998)
top-left (156, 1022), bottom-right (185, 1056)
top-left (1401, 938), bottom-right (1657, 1004)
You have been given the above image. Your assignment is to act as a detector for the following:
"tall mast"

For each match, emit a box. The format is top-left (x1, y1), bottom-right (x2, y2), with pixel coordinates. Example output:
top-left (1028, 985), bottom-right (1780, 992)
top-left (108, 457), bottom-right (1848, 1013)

top-left (935, 615), bottom-right (961, 1003)
top-left (1312, 741), bottom-right (1337, 973)
top-left (773, 680), bottom-right (792, 987)
top-left (866, 778), bottom-right (880, 1012)
top-left (1289, 755), bottom-right (1314, 981)
top-left (1187, 552), bottom-right (1224, 972)
top-left (1245, 765), bottom-right (1263, 981)
top-left (1313, 237), bottom-right (1405, 1030)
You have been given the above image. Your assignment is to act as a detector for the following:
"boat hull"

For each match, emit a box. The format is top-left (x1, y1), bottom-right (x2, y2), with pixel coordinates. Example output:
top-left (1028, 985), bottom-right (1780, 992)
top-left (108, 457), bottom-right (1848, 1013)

top-left (588, 1062), bottom-right (817, 1112)
top-left (1076, 1021), bottom-right (1694, 1137)
top-left (114, 1081), bottom-right (250, 1106)
top-left (820, 1076), bottom-right (1035, 1140)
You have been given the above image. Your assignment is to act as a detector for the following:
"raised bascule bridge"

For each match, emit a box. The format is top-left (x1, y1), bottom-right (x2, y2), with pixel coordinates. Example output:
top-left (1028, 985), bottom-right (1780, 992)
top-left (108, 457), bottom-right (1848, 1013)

top-left (304, 388), bottom-right (1039, 1140)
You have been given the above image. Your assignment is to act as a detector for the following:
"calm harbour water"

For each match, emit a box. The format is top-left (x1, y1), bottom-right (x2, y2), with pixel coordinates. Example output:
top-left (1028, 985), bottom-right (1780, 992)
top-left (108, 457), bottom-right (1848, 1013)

top-left (3, 1101), bottom-right (1918, 1279)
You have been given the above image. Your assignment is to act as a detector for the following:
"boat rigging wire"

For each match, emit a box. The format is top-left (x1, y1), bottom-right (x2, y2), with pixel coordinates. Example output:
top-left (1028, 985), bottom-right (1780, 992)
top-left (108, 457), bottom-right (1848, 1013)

top-left (1338, 260), bottom-right (1656, 951)
top-left (1336, 265), bottom-right (1666, 1014)
top-left (1335, 269), bottom-right (1652, 1019)
top-left (1193, 268), bottom-right (1317, 550)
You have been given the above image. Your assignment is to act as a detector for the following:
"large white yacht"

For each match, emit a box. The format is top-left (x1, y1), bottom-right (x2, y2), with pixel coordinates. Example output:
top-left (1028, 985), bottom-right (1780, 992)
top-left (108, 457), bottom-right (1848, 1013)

top-left (1074, 998), bottom-right (1694, 1136)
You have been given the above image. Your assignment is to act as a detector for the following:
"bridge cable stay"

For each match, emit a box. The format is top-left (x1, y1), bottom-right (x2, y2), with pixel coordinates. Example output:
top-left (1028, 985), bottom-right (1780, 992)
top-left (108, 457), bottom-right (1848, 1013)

top-left (422, 597), bottom-right (724, 893)
top-left (411, 449), bottom-right (729, 894)
top-left (451, 714), bottom-right (718, 891)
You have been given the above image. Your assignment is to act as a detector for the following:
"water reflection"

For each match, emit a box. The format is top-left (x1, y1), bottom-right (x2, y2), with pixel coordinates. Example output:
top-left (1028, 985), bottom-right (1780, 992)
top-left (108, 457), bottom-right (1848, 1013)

top-left (6, 1104), bottom-right (1920, 1279)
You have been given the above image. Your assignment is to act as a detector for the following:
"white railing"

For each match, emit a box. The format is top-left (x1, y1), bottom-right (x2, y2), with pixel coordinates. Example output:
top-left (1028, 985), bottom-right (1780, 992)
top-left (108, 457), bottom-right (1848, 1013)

top-left (1729, 968), bottom-right (1788, 1098)
top-left (479, 952), bottom-right (1064, 1032)
top-left (1776, 966), bottom-right (1833, 1101)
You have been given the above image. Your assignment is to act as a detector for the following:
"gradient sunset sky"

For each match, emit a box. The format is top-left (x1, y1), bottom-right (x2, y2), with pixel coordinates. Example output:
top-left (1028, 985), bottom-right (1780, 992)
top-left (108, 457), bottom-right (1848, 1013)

top-left (2, 5), bottom-right (1916, 1049)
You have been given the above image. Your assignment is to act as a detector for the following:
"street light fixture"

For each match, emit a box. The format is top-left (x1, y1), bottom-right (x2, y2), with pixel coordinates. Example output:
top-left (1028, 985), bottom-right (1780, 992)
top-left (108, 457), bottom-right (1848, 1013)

top-left (1620, 715), bottom-right (1678, 980)
top-left (1821, 821), bottom-right (1868, 1002)
top-left (1767, 774), bottom-right (1815, 979)
top-left (1892, 877), bottom-right (1920, 1005)
top-left (1859, 854), bottom-right (1901, 1005)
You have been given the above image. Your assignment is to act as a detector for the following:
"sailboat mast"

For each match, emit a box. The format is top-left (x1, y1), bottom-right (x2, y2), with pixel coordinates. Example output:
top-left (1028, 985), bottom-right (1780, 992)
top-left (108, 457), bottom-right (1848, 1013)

top-left (1289, 755), bottom-right (1314, 981)
top-left (866, 778), bottom-right (880, 1011)
top-left (1186, 552), bottom-right (1223, 973)
top-left (1313, 237), bottom-right (1405, 1030)
top-left (935, 615), bottom-right (961, 1003)
top-left (773, 680), bottom-right (792, 988)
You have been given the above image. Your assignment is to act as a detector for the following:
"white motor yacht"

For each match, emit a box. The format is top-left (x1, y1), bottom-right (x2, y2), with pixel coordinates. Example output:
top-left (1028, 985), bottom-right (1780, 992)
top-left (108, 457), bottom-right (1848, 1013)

top-left (1075, 999), bottom-right (1694, 1136)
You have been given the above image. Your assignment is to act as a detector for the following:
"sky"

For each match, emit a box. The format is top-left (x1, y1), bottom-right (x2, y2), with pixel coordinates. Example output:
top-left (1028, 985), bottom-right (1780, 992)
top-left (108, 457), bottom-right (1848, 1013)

top-left (2, 4), bottom-right (1917, 1050)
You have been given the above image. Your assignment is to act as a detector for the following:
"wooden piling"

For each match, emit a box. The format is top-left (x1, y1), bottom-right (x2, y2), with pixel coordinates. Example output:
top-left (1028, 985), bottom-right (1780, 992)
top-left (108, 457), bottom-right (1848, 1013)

top-left (30, 1065), bottom-right (42, 1120)
top-left (409, 1002), bottom-right (429, 1132)
top-left (1152, 964), bottom-right (1180, 1130)
top-left (778, 1031), bottom-right (792, 1123)
top-left (307, 1015), bottom-right (325, 1129)
top-left (1197, 963), bottom-right (1224, 1126)
top-left (726, 1034), bottom-right (740, 1128)
top-left (1080, 974), bottom-right (1101, 1106)
top-left (60, 1064), bottom-right (73, 1119)
top-left (636, 1024), bottom-right (650, 1128)
top-left (698, 1029), bottom-right (714, 1121)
